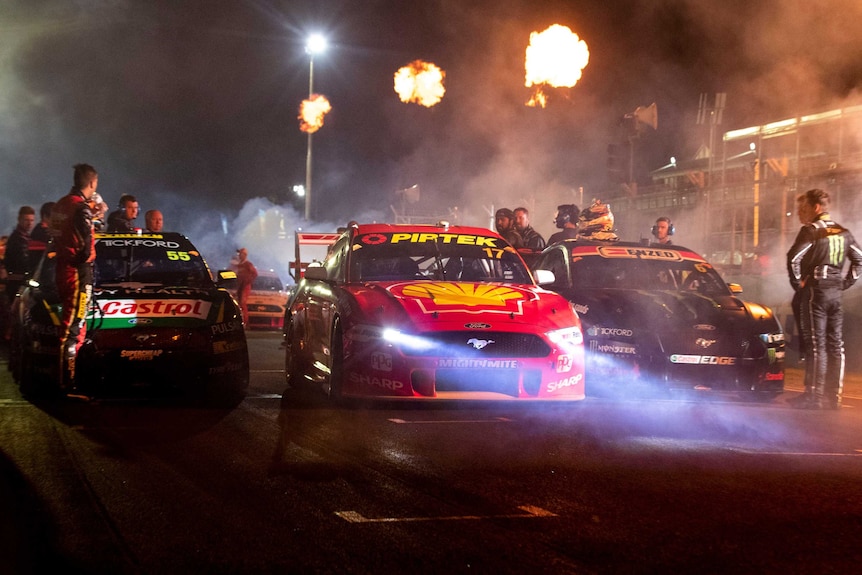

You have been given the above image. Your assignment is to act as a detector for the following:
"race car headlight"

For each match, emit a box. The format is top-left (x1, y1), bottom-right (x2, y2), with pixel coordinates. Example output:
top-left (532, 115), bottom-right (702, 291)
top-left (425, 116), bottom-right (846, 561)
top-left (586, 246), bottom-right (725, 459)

top-left (382, 328), bottom-right (435, 351)
top-left (546, 326), bottom-right (583, 352)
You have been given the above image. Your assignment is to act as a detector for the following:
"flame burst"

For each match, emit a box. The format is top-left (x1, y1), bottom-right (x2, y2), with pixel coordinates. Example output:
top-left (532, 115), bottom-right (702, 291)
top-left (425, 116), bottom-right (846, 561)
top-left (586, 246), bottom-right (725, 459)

top-left (524, 24), bottom-right (590, 107)
top-left (394, 60), bottom-right (446, 107)
top-left (299, 94), bottom-right (332, 133)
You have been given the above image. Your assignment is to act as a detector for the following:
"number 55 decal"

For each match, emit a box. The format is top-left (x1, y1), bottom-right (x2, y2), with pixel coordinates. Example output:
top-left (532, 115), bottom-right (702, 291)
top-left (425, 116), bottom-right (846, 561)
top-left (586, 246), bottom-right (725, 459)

top-left (167, 251), bottom-right (191, 261)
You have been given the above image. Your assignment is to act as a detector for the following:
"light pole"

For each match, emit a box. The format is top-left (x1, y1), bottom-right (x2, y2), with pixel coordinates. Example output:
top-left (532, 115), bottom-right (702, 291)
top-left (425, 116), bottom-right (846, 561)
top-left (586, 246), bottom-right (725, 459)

top-left (304, 34), bottom-right (327, 221)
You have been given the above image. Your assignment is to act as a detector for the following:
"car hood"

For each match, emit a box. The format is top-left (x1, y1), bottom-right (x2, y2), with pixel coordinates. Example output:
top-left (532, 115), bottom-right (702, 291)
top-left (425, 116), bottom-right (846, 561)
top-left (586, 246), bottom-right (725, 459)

top-left (90, 286), bottom-right (234, 328)
top-left (348, 280), bottom-right (577, 333)
top-left (566, 288), bottom-right (777, 352)
top-left (246, 290), bottom-right (286, 305)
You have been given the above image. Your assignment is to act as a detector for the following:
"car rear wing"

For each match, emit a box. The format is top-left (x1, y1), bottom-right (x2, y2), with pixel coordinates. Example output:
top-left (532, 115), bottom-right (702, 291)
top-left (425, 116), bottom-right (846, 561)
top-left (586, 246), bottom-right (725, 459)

top-left (290, 231), bottom-right (342, 280)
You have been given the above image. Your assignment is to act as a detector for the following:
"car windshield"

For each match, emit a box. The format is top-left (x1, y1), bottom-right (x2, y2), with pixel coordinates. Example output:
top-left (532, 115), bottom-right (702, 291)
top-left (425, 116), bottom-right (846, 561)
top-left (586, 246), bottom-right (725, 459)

top-left (349, 231), bottom-right (532, 284)
top-left (252, 275), bottom-right (283, 291)
top-left (95, 241), bottom-right (212, 288)
top-left (570, 252), bottom-right (730, 296)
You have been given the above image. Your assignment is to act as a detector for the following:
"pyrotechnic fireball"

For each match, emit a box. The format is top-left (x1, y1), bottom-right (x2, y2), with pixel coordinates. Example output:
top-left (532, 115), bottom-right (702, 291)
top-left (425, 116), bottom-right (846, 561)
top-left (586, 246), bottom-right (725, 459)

top-left (299, 94), bottom-right (332, 133)
top-left (525, 24), bottom-right (590, 107)
top-left (394, 60), bottom-right (446, 107)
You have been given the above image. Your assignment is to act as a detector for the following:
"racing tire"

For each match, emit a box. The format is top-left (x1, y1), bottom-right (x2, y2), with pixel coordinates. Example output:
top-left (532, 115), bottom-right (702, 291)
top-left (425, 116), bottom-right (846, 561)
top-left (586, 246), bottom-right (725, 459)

top-left (745, 391), bottom-right (782, 403)
top-left (18, 348), bottom-right (60, 401)
top-left (326, 318), bottom-right (344, 402)
top-left (283, 318), bottom-right (307, 391)
top-left (213, 338), bottom-right (251, 406)
top-left (16, 346), bottom-right (34, 394)
top-left (207, 370), bottom-right (248, 408)
top-left (8, 325), bottom-right (22, 382)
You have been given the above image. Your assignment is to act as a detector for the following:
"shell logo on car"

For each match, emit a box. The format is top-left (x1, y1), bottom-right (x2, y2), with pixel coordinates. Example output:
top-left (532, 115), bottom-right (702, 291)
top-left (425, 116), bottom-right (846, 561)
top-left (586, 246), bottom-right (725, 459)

top-left (393, 281), bottom-right (528, 315)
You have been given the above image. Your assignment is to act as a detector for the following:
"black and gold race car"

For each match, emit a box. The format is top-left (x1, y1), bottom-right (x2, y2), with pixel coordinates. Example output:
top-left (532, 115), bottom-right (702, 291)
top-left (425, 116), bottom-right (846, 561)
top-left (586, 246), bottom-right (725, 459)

top-left (532, 241), bottom-right (785, 399)
top-left (10, 232), bottom-right (249, 401)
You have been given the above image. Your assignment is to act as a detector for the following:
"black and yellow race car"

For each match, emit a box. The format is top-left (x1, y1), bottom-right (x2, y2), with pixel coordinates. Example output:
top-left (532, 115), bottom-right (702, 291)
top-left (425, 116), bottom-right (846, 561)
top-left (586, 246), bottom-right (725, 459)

top-left (532, 240), bottom-right (785, 399)
top-left (10, 232), bottom-right (249, 401)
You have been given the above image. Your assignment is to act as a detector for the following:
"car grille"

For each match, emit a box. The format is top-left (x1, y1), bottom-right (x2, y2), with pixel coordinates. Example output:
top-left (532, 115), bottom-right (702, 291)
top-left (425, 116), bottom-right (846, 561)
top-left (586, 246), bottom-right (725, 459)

top-left (433, 369), bottom-right (520, 396)
top-left (401, 331), bottom-right (551, 358)
top-left (89, 327), bottom-right (209, 351)
top-left (246, 315), bottom-right (284, 330)
top-left (249, 304), bottom-right (284, 313)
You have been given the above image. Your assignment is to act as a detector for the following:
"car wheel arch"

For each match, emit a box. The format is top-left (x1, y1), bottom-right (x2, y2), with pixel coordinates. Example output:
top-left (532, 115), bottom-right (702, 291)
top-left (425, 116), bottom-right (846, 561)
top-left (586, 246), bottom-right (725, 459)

top-left (327, 315), bottom-right (345, 400)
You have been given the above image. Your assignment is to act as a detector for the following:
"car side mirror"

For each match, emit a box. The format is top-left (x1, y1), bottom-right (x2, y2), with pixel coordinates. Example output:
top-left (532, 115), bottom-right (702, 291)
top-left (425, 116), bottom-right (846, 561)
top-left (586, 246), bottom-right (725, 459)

top-left (534, 269), bottom-right (556, 285)
top-left (304, 265), bottom-right (328, 281)
top-left (728, 282), bottom-right (743, 294)
top-left (217, 269), bottom-right (238, 289)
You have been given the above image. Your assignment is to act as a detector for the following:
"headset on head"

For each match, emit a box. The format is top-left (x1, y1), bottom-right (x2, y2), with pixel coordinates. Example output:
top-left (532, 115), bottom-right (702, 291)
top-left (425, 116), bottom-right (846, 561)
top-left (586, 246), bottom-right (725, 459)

top-left (117, 194), bottom-right (136, 209)
top-left (651, 219), bottom-right (675, 237)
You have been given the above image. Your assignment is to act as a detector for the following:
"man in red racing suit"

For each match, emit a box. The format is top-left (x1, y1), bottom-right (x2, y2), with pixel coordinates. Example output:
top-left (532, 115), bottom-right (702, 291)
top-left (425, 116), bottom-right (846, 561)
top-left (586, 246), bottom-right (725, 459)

top-left (787, 188), bottom-right (862, 409)
top-left (51, 163), bottom-right (98, 391)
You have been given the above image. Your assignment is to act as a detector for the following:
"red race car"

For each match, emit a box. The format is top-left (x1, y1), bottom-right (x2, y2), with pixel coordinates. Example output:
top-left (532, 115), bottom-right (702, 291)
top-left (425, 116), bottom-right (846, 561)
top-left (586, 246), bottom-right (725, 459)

top-left (284, 223), bottom-right (585, 400)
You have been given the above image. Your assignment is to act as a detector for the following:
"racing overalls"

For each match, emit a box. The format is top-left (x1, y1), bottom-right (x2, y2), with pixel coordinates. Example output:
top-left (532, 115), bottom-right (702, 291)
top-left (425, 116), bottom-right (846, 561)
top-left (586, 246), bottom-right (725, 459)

top-left (235, 259), bottom-right (258, 325)
top-left (4, 224), bottom-right (32, 298)
top-left (51, 188), bottom-right (96, 389)
top-left (787, 213), bottom-right (862, 406)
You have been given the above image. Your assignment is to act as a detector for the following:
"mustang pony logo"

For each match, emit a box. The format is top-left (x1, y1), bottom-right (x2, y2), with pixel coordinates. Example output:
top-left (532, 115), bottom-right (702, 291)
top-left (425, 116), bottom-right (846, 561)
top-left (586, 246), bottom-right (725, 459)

top-left (467, 338), bottom-right (494, 350)
top-left (393, 282), bottom-right (528, 315)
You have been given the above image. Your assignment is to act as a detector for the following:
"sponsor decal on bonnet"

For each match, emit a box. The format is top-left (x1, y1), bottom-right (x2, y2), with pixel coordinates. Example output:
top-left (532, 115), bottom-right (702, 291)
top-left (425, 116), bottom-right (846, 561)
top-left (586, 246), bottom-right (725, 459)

top-left (99, 299), bottom-right (211, 320)
top-left (393, 282), bottom-right (528, 316)
top-left (670, 354), bottom-right (737, 365)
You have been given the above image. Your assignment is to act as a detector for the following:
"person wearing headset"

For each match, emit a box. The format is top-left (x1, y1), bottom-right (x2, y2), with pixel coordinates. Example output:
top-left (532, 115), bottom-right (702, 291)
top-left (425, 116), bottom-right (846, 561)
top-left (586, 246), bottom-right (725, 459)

top-left (547, 204), bottom-right (580, 245)
top-left (107, 194), bottom-right (139, 232)
top-left (652, 216), bottom-right (674, 245)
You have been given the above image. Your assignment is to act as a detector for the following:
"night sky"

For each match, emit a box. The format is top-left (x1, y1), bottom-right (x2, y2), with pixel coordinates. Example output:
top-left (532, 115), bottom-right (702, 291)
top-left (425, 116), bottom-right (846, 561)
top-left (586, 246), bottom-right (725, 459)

top-left (3, 0), bottom-right (862, 275)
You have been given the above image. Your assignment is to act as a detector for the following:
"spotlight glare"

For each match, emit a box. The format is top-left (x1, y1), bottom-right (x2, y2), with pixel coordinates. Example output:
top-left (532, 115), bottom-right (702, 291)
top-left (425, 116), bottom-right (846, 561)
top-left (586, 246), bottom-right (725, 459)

top-left (306, 34), bottom-right (327, 55)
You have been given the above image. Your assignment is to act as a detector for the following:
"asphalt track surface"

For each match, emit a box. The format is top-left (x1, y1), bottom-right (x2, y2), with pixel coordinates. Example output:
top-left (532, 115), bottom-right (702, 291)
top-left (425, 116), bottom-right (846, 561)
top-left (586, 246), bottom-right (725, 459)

top-left (1, 332), bottom-right (861, 574)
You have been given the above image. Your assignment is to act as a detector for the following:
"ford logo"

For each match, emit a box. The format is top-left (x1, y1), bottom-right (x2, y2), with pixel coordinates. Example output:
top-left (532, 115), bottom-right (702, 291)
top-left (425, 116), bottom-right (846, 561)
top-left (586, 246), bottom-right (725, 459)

top-left (465, 323), bottom-right (491, 329)
top-left (128, 318), bottom-right (153, 325)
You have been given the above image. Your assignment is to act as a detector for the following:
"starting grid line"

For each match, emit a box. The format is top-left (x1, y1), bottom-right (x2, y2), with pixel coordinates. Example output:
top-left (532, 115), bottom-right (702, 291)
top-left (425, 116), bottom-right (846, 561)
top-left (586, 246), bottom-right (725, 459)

top-left (388, 417), bottom-right (513, 424)
top-left (335, 505), bottom-right (556, 524)
top-left (785, 385), bottom-right (862, 402)
top-left (0, 399), bottom-right (32, 406)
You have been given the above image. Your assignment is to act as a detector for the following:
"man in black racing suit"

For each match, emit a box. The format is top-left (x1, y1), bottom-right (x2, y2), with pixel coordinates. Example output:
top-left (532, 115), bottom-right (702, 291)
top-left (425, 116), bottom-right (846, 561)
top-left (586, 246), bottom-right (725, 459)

top-left (786, 188), bottom-right (862, 409)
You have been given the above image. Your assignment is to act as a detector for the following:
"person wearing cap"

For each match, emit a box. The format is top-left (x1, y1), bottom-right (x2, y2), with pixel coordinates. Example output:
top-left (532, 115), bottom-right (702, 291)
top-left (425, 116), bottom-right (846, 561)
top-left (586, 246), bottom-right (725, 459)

top-left (547, 204), bottom-right (580, 244)
top-left (232, 247), bottom-right (258, 325)
top-left (494, 208), bottom-right (523, 249)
